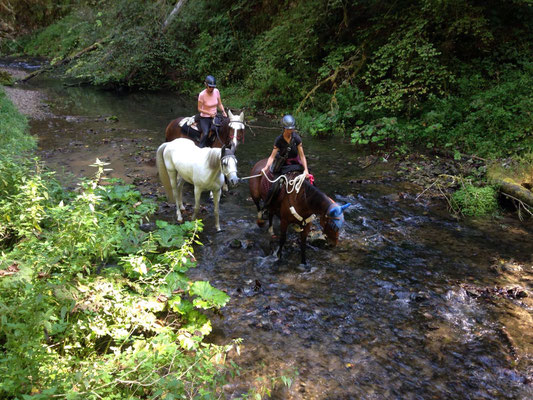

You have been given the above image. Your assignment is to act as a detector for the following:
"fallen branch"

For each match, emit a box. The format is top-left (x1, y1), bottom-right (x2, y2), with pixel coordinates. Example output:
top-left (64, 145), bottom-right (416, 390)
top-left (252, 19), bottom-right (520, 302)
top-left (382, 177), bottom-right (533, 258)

top-left (495, 178), bottom-right (533, 210)
top-left (18, 39), bottom-right (106, 83)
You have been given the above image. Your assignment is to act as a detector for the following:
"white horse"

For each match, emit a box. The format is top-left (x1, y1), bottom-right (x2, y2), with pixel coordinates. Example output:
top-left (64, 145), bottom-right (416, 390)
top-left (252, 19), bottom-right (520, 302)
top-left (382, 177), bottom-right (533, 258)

top-left (156, 138), bottom-right (239, 231)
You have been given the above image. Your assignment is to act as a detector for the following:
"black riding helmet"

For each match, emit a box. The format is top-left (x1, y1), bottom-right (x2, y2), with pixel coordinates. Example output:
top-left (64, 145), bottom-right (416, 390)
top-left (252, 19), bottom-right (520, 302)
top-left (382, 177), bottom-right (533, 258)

top-left (205, 75), bottom-right (216, 88)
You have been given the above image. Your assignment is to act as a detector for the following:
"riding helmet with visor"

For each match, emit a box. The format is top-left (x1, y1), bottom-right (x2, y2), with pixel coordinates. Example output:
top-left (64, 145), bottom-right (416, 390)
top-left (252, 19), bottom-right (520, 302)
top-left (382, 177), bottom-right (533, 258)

top-left (205, 75), bottom-right (217, 88)
top-left (281, 114), bottom-right (296, 130)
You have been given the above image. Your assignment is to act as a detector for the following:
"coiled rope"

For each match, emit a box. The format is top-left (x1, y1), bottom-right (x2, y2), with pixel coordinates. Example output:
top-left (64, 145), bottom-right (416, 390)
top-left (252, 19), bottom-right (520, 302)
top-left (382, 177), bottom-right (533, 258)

top-left (239, 170), bottom-right (306, 194)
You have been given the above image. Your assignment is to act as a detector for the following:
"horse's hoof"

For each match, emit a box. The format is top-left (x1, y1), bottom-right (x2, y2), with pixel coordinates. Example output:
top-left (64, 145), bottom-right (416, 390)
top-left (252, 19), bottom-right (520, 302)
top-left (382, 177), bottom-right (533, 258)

top-left (216, 229), bottom-right (224, 233)
top-left (256, 218), bottom-right (266, 227)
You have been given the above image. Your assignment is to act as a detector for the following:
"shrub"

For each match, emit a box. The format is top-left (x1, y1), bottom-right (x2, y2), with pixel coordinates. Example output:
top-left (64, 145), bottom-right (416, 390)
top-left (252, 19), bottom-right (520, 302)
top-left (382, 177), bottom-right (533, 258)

top-left (0, 86), bottom-right (238, 399)
top-left (450, 184), bottom-right (499, 217)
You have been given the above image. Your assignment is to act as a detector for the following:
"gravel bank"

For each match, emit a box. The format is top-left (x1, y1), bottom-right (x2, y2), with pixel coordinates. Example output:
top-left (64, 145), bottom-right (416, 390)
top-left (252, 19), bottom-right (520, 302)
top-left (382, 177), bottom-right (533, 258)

top-left (1, 67), bottom-right (51, 120)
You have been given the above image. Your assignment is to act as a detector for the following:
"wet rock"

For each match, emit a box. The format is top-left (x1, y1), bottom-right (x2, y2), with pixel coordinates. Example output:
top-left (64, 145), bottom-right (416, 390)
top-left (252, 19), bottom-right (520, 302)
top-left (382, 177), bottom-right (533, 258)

top-left (241, 240), bottom-right (254, 249)
top-left (308, 230), bottom-right (327, 247)
top-left (229, 239), bottom-right (242, 249)
top-left (139, 222), bottom-right (156, 232)
top-left (489, 260), bottom-right (524, 275)
top-left (410, 291), bottom-right (430, 302)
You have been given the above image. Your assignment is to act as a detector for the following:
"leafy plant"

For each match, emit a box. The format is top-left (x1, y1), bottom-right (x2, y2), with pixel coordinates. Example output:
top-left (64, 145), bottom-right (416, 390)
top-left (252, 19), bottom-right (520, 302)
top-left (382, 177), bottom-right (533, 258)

top-left (0, 92), bottom-right (240, 399)
top-left (450, 183), bottom-right (498, 217)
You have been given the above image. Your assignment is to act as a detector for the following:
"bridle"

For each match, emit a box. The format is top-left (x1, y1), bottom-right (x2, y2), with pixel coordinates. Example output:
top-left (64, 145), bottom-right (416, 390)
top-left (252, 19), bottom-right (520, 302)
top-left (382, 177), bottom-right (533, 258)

top-left (220, 154), bottom-right (238, 175)
top-left (228, 120), bottom-right (245, 145)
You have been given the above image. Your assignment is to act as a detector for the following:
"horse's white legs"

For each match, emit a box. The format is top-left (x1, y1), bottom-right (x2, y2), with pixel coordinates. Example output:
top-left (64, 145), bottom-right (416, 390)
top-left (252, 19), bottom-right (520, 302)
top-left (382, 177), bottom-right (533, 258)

top-left (192, 185), bottom-right (203, 221)
top-left (167, 169), bottom-right (183, 222)
top-left (212, 188), bottom-right (222, 232)
top-left (176, 177), bottom-right (185, 211)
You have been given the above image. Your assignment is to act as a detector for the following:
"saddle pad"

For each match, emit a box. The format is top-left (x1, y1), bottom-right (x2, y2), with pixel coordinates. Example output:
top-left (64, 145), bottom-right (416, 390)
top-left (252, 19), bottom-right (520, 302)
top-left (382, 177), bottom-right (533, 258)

top-left (261, 171), bottom-right (274, 198)
top-left (179, 116), bottom-right (197, 129)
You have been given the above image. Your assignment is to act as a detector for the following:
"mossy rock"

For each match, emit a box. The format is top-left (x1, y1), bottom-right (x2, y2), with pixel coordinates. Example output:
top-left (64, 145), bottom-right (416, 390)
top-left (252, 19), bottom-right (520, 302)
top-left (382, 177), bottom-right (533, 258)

top-left (0, 71), bottom-right (14, 86)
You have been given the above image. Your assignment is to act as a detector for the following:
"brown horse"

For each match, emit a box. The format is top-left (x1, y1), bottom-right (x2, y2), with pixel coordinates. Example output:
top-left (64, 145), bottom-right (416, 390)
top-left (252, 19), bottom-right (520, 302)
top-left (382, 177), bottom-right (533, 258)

top-left (249, 158), bottom-right (350, 265)
top-left (164, 109), bottom-right (245, 148)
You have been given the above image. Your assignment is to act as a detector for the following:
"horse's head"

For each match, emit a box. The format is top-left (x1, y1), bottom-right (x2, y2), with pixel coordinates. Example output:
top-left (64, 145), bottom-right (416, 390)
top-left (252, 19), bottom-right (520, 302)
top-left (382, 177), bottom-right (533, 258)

top-left (227, 109), bottom-right (245, 149)
top-left (320, 203), bottom-right (351, 246)
top-left (221, 144), bottom-right (239, 187)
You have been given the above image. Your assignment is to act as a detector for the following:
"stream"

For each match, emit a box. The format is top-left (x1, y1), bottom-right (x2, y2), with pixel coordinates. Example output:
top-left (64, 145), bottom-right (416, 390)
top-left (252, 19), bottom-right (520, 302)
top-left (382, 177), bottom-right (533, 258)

top-left (3, 61), bottom-right (532, 399)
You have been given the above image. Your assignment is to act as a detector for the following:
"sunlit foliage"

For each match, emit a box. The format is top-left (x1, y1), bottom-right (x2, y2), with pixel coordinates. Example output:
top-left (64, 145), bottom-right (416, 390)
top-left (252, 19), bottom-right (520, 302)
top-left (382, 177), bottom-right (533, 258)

top-left (0, 87), bottom-right (238, 399)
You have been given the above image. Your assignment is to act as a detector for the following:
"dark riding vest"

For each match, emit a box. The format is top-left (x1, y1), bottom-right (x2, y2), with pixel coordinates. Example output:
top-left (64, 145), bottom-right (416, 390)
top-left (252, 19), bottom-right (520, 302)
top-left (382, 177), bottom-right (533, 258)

top-left (271, 133), bottom-right (302, 173)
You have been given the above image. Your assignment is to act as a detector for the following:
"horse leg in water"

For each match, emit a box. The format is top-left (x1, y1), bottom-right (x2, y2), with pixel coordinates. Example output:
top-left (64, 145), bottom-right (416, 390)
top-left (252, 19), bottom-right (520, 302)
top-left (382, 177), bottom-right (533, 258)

top-left (277, 218), bottom-right (289, 261)
top-left (167, 169), bottom-right (184, 222)
top-left (176, 176), bottom-right (185, 213)
top-left (299, 223), bottom-right (311, 265)
top-left (191, 185), bottom-right (203, 222)
top-left (212, 188), bottom-right (222, 232)
top-left (268, 212), bottom-right (274, 237)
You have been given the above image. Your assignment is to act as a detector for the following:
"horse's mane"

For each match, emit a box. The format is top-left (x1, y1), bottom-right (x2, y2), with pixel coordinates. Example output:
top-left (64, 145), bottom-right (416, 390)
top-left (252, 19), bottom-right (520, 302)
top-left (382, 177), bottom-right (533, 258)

top-left (302, 180), bottom-right (332, 213)
top-left (206, 148), bottom-right (221, 170)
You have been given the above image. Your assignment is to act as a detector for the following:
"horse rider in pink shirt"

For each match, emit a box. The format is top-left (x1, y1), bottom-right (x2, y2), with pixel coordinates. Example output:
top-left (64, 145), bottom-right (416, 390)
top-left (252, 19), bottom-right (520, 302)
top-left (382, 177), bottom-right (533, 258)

top-left (197, 75), bottom-right (227, 148)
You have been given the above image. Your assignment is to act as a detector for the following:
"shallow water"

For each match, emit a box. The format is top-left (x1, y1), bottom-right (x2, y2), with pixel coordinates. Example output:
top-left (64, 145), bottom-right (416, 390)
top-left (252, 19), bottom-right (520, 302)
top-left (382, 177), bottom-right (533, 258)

top-left (7, 61), bottom-right (533, 399)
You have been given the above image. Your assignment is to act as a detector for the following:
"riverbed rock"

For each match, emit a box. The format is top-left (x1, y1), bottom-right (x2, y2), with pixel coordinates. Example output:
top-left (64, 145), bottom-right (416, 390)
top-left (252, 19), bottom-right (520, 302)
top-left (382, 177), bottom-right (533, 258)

top-left (307, 230), bottom-right (327, 247)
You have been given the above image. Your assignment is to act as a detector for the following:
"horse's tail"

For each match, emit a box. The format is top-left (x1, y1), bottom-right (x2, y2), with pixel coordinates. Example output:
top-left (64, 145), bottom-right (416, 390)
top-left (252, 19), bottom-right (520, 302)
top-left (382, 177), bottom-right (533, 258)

top-left (156, 142), bottom-right (175, 202)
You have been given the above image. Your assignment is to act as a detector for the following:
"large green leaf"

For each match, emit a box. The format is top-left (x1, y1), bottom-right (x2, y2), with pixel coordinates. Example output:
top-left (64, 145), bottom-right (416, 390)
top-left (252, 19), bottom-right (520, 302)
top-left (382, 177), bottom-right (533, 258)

top-left (190, 281), bottom-right (229, 309)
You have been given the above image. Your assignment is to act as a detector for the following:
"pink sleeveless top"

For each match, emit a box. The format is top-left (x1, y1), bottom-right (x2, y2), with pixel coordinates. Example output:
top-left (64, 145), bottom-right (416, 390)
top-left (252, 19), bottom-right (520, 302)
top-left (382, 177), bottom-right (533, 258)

top-left (198, 88), bottom-right (220, 117)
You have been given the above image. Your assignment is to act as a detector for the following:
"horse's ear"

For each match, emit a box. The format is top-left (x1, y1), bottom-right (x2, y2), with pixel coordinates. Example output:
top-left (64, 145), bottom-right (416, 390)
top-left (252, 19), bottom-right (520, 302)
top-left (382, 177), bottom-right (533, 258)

top-left (239, 111), bottom-right (244, 121)
top-left (341, 203), bottom-right (351, 212)
top-left (228, 109), bottom-right (234, 119)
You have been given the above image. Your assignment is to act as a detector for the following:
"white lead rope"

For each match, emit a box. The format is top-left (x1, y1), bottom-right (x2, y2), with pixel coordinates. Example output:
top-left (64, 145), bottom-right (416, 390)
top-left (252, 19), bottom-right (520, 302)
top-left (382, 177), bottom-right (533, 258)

top-left (260, 170), bottom-right (307, 194)
top-left (239, 170), bottom-right (306, 194)
top-left (239, 170), bottom-right (314, 226)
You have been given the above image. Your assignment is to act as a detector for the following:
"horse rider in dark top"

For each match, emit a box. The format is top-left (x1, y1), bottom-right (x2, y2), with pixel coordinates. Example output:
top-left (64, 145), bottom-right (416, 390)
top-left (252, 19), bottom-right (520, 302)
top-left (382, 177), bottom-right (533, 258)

top-left (260, 114), bottom-right (310, 213)
top-left (197, 75), bottom-right (227, 148)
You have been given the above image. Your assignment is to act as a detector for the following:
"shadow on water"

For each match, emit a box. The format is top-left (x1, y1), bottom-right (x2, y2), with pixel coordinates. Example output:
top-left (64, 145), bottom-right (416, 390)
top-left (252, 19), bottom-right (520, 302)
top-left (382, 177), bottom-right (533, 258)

top-left (12, 65), bottom-right (533, 399)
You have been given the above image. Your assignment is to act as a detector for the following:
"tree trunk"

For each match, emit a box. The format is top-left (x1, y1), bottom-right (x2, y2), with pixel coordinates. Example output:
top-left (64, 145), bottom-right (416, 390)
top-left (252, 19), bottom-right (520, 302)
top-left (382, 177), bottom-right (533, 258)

top-left (495, 179), bottom-right (533, 209)
top-left (163, 0), bottom-right (187, 30)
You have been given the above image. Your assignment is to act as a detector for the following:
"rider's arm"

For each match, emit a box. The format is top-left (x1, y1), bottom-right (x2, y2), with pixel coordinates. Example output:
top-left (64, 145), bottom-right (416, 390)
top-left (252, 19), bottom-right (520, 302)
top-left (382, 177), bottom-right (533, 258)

top-left (297, 144), bottom-right (309, 177)
top-left (217, 93), bottom-right (227, 117)
top-left (198, 98), bottom-right (208, 116)
top-left (262, 147), bottom-right (279, 173)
